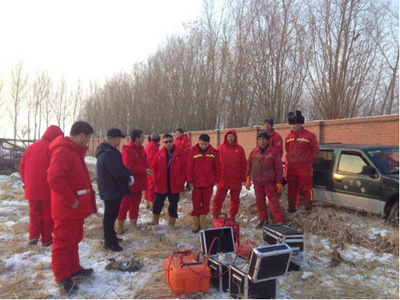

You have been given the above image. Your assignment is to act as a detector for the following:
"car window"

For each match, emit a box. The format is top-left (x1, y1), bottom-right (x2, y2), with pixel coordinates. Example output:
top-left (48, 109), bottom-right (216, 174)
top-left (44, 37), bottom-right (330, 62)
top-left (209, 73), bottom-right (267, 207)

top-left (366, 148), bottom-right (399, 175)
top-left (337, 152), bottom-right (368, 174)
top-left (314, 150), bottom-right (333, 170)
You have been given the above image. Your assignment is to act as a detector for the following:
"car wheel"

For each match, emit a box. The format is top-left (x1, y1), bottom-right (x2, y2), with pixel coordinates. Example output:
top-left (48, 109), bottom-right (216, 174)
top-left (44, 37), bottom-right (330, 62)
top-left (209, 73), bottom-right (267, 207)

top-left (388, 201), bottom-right (399, 226)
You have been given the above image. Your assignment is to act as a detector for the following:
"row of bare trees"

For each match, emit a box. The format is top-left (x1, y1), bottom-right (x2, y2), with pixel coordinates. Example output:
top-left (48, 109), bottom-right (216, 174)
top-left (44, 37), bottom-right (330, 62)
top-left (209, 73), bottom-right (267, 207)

top-left (1, 0), bottom-right (398, 140)
top-left (79, 0), bottom-right (398, 137)
top-left (0, 61), bottom-right (84, 140)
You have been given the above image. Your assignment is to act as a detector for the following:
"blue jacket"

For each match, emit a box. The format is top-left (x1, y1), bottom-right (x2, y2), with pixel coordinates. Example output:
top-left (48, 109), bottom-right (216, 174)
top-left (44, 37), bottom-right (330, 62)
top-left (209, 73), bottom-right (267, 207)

top-left (96, 142), bottom-right (132, 201)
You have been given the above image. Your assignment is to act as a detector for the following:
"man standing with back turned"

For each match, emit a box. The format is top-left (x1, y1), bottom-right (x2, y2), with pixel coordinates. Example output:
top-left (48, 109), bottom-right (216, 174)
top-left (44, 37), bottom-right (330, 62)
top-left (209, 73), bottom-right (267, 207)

top-left (48, 121), bottom-right (97, 293)
top-left (285, 111), bottom-right (319, 212)
top-left (20, 125), bottom-right (63, 247)
top-left (96, 128), bottom-right (133, 252)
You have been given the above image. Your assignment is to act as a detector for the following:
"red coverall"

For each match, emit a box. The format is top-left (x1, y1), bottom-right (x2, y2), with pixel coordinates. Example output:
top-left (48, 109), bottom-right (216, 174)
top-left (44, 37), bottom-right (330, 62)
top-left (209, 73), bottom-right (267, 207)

top-left (285, 128), bottom-right (320, 210)
top-left (212, 130), bottom-right (247, 218)
top-left (187, 144), bottom-right (221, 217)
top-left (174, 134), bottom-right (191, 152)
top-left (268, 129), bottom-right (284, 158)
top-left (144, 140), bottom-right (160, 203)
top-left (19, 125), bottom-right (63, 245)
top-left (47, 136), bottom-right (97, 282)
top-left (119, 141), bottom-right (149, 221)
top-left (246, 146), bottom-right (285, 223)
top-left (153, 146), bottom-right (187, 195)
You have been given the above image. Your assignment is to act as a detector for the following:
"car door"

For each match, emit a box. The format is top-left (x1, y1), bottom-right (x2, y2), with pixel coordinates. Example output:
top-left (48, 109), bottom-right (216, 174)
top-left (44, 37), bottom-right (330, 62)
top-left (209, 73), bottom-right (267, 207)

top-left (313, 149), bottom-right (334, 203)
top-left (332, 150), bottom-right (382, 213)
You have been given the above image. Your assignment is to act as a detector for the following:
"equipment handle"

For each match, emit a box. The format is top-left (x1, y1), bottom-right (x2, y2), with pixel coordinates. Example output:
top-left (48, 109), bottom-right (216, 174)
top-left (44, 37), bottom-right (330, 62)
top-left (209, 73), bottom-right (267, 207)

top-left (215, 213), bottom-right (228, 218)
top-left (223, 218), bottom-right (237, 225)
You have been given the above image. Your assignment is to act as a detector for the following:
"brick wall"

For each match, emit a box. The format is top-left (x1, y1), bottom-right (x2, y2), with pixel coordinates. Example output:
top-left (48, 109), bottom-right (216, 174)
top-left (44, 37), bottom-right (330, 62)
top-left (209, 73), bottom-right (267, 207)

top-left (87, 114), bottom-right (399, 157)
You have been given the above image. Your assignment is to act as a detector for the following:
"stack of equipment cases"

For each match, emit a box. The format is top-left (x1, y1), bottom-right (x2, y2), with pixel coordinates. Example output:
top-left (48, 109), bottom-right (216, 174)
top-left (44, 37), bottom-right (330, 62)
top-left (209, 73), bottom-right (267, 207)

top-left (229, 244), bottom-right (293, 299)
top-left (200, 227), bottom-right (247, 293)
top-left (164, 250), bottom-right (211, 294)
top-left (263, 224), bottom-right (304, 271)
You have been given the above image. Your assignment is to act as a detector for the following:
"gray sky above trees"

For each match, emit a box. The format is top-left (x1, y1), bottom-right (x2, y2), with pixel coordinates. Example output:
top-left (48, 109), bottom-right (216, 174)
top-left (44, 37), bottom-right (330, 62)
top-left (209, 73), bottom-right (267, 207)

top-left (0, 0), bottom-right (202, 138)
top-left (0, 0), bottom-right (202, 85)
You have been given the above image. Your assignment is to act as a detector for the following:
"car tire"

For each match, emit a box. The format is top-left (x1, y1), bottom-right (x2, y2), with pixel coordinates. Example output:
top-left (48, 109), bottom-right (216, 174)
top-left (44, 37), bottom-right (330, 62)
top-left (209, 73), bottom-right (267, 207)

top-left (388, 201), bottom-right (399, 227)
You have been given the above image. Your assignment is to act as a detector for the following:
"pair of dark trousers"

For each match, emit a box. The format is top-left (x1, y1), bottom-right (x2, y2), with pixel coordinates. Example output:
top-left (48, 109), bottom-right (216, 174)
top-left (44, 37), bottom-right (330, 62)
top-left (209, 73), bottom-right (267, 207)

top-left (153, 193), bottom-right (179, 218)
top-left (103, 198), bottom-right (122, 245)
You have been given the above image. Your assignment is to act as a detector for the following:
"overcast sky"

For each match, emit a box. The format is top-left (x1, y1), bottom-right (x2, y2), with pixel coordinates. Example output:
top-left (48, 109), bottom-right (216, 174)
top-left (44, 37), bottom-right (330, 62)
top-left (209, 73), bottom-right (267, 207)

top-left (0, 0), bottom-right (202, 85)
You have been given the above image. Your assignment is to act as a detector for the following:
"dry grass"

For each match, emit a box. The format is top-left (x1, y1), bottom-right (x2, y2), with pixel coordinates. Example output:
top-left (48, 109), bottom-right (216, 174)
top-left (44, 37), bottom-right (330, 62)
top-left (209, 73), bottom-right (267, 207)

top-left (286, 204), bottom-right (399, 256)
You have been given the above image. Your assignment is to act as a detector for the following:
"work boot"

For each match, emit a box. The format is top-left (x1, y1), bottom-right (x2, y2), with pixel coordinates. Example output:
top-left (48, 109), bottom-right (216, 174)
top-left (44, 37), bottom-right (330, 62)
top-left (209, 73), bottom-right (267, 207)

top-left (104, 243), bottom-right (123, 252)
top-left (29, 238), bottom-right (38, 246)
top-left (42, 239), bottom-right (53, 247)
top-left (199, 215), bottom-right (208, 230)
top-left (115, 219), bottom-right (124, 234)
top-left (57, 278), bottom-right (78, 293)
top-left (192, 216), bottom-right (200, 233)
top-left (287, 197), bottom-right (297, 213)
top-left (149, 214), bottom-right (160, 225)
top-left (304, 200), bottom-right (313, 212)
top-left (70, 267), bottom-right (94, 279)
top-left (130, 218), bottom-right (137, 229)
top-left (168, 216), bottom-right (176, 227)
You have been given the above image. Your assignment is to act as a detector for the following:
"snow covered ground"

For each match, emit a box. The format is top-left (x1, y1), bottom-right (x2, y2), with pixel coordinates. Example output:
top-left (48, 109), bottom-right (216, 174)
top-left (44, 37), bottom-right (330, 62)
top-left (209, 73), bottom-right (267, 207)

top-left (0, 157), bottom-right (398, 299)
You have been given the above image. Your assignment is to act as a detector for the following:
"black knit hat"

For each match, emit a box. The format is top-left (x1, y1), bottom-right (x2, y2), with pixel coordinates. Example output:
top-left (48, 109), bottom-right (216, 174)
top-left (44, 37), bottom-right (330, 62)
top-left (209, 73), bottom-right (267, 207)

top-left (288, 111), bottom-right (305, 124)
top-left (264, 118), bottom-right (274, 126)
top-left (257, 130), bottom-right (269, 140)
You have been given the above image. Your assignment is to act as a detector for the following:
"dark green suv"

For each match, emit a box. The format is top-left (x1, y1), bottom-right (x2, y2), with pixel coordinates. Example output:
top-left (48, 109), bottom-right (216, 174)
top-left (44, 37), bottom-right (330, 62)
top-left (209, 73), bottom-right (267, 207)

top-left (313, 144), bottom-right (399, 225)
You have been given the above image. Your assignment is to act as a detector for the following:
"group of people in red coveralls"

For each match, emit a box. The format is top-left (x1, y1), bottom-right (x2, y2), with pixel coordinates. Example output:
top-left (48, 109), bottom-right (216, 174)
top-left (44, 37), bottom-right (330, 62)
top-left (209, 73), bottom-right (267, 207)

top-left (19, 110), bottom-right (319, 293)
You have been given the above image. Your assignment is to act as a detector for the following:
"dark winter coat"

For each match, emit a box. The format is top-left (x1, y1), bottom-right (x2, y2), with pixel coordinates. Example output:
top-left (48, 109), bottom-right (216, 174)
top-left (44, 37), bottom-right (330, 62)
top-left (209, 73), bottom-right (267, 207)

top-left (95, 142), bottom-right (132, 201)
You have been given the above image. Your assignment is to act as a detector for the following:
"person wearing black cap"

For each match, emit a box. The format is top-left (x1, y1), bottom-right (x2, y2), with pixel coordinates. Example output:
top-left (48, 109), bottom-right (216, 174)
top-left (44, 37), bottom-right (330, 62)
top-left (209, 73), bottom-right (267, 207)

top-left (285, 111), bottom-right (319, 212)
top-left (96, 128), bottom-right (133, 252)
top-left (263, 117), bottom-right (283, 158)
top-left (245, 131), bottom-right (285, 228)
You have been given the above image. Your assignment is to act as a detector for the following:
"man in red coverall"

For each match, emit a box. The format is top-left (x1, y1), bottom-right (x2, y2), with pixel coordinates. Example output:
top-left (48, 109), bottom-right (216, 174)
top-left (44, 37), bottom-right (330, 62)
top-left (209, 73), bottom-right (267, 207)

top-left (117, 129), bottom-right (153, 233)
top-left (151, 133), bottom-right (187, 227)
top-left (263, 118), bottom-right (283, 158)
top-left (20, 125), bottom-right (63, 247)
top-left (47, 121), bottom-right (97, 293)
top-left (144, 132), bottom-right (160, 210)
top-left (285, 111), bottom-right (320, 212)
top-left (187, 134), bottom-right (221, 233)
top-left (246, 131), bottom-right (285, 228)
top-left (212, 130), bottom-right (246, 219)
top-left (174, 128), bottom-right (191, 152)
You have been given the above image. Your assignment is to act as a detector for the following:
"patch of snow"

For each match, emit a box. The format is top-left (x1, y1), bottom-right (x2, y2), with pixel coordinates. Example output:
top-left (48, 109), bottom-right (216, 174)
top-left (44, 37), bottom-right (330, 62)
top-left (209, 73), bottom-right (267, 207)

top-left (85, 156), bottom-right (97, 165)
top-left (369, 227), bottom-right (389, 238)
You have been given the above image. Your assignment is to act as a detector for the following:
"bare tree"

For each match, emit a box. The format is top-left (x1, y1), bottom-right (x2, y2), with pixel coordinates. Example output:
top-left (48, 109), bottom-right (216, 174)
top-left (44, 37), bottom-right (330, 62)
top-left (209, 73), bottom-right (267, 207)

top-left (32, 70), bottom-right (51, 139)
top-left (10, 61), bottom-right (28, 141)
top-left (52, 77), bottom-right (68, 132)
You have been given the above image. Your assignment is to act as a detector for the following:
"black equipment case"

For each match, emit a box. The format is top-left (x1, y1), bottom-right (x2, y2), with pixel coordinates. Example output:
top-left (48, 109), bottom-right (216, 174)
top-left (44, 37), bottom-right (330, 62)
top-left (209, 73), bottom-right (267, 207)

top-left (229, 264), bottom-right (276, 299)
top-left (247, 244), bottom-right (292, 282)
top-left (263, 224), bottom-right (304, 252)
top-left (200, 227), bottom-right (247, 292)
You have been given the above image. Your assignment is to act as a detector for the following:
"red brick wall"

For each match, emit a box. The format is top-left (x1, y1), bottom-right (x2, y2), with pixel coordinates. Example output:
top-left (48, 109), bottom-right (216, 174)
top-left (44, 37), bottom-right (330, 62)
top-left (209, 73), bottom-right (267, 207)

top-left (87, 115), bottom-right (399, 157)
